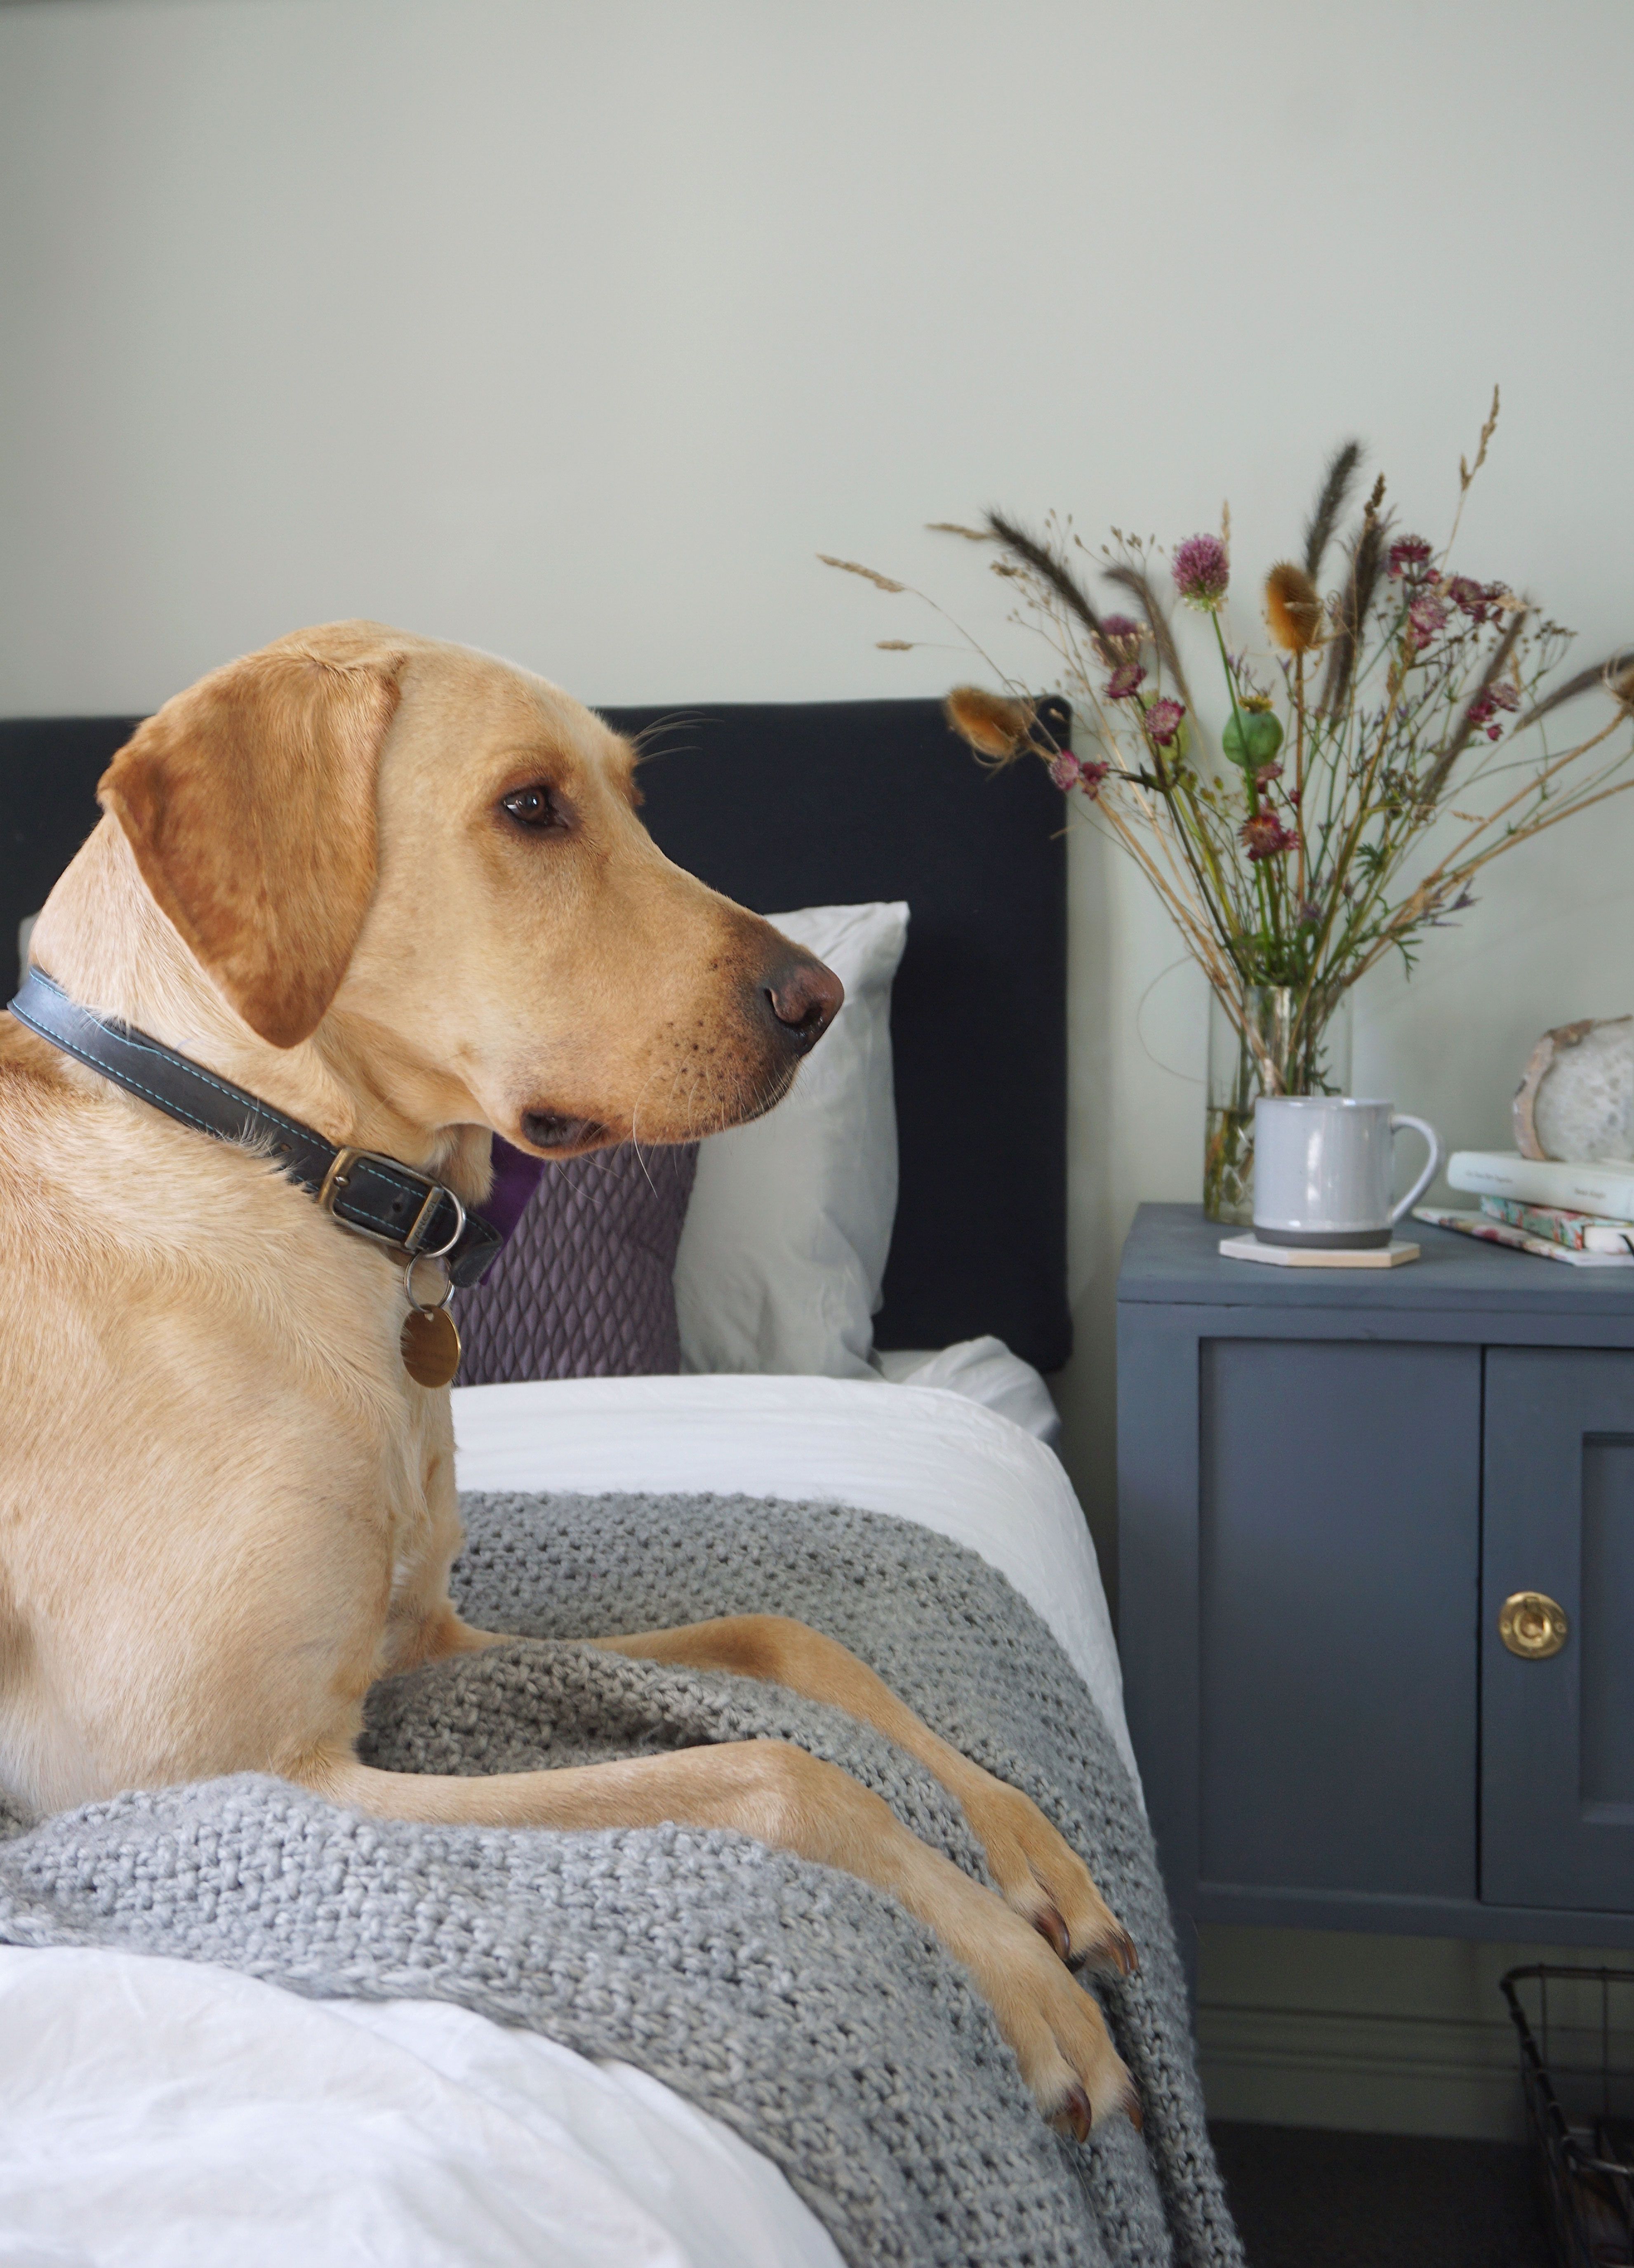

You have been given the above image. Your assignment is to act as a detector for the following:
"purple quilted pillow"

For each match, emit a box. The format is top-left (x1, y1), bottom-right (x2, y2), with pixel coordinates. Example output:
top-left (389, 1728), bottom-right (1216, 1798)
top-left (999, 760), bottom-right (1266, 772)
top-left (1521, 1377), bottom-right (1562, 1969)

top-left (453, 1142), bottom-right (698, 1384)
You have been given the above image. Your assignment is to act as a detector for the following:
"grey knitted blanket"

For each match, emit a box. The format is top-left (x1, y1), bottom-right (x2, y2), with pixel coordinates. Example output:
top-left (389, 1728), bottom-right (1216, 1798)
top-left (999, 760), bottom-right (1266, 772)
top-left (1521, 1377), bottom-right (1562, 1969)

top-left (0, 1491), bottom-right (1241, 2268)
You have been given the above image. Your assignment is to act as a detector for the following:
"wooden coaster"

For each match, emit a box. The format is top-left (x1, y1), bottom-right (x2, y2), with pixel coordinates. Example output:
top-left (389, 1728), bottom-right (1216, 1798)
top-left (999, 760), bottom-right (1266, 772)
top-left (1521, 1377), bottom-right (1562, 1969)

top-left (1218, 1234), bottom-right (1420, 1269)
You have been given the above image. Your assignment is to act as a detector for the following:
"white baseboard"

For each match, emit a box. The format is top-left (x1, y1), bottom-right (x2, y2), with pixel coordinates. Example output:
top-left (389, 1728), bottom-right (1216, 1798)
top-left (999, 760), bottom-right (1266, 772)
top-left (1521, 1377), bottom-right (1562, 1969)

top-left (1198, 2000), bottom-right (1526, 2141)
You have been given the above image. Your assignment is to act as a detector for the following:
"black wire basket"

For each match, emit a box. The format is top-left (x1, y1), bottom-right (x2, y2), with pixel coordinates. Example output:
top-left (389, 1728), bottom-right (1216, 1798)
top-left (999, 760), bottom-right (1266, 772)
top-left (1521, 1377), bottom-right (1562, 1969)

top-left (1502, 1966), bottom-right (1634, 2267)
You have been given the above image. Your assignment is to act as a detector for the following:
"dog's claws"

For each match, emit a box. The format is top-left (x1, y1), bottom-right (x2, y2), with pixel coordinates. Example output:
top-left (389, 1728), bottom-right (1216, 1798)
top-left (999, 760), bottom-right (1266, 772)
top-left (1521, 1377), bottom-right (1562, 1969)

top-left (1032, 1901), bottom-right (1071, 1962)
top-left (1071, 1923), bottom-right (1139, 1979)
top-left (1049, 2084), bottom-right (1092, 2144)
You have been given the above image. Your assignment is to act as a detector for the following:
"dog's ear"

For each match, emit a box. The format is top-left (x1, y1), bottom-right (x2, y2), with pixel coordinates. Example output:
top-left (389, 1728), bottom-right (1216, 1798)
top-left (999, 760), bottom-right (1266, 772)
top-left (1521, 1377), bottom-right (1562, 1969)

top-left (99, 641), bottom-right (405, 1048)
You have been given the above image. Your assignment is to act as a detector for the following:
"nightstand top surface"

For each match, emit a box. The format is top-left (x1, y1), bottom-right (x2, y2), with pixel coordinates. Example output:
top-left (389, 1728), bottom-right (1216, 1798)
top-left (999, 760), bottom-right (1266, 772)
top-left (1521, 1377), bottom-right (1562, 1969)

top-left (1118, 1201), bottom-right (1634, 1315)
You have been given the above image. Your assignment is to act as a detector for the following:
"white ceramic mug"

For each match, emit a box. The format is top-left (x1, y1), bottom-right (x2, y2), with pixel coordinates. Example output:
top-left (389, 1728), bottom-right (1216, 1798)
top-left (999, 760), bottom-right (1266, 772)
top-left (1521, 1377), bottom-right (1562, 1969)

top-left (1252, 1096), bottom-right (1443, 1249)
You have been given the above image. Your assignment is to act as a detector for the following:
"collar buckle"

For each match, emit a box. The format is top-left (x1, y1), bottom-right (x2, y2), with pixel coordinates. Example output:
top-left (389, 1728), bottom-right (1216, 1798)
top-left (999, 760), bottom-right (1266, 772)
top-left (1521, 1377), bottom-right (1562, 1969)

top-left (317, 1147), bottom-right (467, 1260)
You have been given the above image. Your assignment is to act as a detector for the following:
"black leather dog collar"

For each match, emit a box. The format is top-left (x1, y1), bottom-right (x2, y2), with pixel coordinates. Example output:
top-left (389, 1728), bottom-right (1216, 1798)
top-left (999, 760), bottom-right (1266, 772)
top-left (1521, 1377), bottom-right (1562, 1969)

top-left (8, 967), bottom-right (505, 1288)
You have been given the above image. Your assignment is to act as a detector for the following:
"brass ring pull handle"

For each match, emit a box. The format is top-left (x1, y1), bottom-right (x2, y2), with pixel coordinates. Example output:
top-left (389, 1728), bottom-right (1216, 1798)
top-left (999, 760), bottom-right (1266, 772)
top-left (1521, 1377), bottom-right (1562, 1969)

top-left (1499, 1591), bottom-right (1570, 1660)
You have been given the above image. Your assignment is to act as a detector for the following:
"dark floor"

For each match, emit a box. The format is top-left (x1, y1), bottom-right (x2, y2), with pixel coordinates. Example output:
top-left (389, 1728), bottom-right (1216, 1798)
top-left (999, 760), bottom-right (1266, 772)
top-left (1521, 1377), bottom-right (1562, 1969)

top-left (1210, 2122), bottom-right (1556, 2268)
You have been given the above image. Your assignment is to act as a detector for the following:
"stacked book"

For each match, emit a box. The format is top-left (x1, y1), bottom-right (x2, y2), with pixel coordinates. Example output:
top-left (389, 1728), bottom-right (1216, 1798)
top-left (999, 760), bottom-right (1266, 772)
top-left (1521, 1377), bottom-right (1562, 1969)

top-left (1416, 1154), bottom-right (1634, 1267)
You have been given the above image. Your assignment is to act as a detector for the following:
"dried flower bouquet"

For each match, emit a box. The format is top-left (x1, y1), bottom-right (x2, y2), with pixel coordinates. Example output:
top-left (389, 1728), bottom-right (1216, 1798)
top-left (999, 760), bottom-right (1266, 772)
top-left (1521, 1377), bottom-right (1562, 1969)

top-left (823, 392), bottom-right (1634, 1215)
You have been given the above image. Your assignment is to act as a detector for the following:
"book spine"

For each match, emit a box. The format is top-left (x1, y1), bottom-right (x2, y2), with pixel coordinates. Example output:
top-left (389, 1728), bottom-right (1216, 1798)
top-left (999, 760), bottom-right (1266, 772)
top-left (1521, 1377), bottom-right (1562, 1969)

top-left (1416, 1208), bottom-right (1634, 1265)
top-left (1480, 1197), bottom-right (1634, 1253)
top-left (1448, 1152), bottom-right (1634, 1218)
top-left (1416, 1208), bottom-right (1582, 1262)
top-left (1481, 1197), bottom-right (1590, 1246)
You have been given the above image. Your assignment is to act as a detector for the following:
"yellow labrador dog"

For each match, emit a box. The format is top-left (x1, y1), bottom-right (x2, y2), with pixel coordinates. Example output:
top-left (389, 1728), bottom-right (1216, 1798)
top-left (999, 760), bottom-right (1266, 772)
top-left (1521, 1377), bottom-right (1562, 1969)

top-left (0, 623), bottom-right (1135, 2134)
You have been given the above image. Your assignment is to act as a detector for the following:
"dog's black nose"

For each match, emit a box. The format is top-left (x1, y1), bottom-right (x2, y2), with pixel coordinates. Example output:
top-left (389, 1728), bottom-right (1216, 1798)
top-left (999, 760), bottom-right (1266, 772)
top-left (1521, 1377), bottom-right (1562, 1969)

top-left (763, 956), bottom-right (843, 1053)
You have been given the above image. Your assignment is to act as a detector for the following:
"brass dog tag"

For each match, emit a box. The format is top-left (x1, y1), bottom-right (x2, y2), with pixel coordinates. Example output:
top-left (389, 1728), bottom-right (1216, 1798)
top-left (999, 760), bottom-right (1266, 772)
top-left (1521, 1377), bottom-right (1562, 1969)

top-left (401, 1304), bottom-right (462, 1389)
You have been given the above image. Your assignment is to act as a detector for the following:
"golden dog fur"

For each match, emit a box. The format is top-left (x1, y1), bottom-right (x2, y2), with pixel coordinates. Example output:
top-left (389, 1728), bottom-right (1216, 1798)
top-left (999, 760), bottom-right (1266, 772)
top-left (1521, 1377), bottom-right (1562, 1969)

top-left (0, 624), bottom-right (1134, 2132)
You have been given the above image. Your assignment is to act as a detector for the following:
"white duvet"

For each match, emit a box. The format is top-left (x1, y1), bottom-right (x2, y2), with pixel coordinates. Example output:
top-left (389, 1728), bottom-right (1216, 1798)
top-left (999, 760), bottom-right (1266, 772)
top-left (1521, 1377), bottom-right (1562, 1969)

top-left (0, 1370), bottom-right (1128, 2268)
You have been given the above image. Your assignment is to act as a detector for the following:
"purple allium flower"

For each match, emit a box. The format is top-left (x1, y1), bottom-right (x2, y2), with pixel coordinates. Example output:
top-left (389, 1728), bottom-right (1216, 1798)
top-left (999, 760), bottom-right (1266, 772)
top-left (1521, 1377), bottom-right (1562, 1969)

top-left (1171, 533), bottom-right (1230, 610)
top-left (1255, 760), bottom-right (1284, 785)
top-left (1240, 808), bottom-right (1297, 862)
top-left (1106, 663), bottom-right (1147, 700)
top-left (1049, 751), bottom-right (1082, 792)
top-left (1078, 758), bottom-right (1111, 799)
top-left (1388, 535), bottom-right (1433, 579)
top-left (1145, 696), bottom-right (1186, 746)
top-left (1407, 592), bottom-right (1449, 650)
top-left (1092, 615), bottom-right (1144, 669)
top-left (1297, 898), bottom-right (1322, 925)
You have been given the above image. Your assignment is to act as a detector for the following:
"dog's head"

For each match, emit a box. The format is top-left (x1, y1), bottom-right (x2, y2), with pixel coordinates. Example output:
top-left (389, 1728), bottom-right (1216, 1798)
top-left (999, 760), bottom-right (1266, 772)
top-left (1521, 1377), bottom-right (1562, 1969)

top-left (95, 623), bottom-right (841, 1155)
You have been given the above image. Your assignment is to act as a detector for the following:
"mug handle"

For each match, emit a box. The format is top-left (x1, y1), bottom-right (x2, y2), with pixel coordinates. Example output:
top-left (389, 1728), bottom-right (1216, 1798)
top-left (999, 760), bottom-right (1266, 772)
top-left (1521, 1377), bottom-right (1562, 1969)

top-left (1389, 1112), bottom-right (1443, 1225)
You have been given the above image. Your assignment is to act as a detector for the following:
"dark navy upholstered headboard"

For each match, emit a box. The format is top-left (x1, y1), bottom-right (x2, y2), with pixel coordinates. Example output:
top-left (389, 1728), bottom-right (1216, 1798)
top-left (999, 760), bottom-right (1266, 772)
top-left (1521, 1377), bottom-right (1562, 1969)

top-left (0, 699), bottom-right (1070, 1369)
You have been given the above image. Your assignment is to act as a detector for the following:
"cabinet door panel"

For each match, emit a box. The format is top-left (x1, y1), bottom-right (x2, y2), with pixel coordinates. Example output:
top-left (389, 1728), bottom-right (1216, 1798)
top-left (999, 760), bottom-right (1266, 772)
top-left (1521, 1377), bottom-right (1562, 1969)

top-left (1198, 1338), bottom-right (1480, 1898)
top-left (1483, 1348), bottom-right (1634, 1912)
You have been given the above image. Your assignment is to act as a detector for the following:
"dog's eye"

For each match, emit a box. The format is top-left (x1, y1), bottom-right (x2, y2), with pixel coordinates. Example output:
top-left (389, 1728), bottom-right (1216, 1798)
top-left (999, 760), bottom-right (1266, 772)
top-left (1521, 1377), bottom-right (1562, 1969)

top-left (501, 784), bottom-right (567, 834)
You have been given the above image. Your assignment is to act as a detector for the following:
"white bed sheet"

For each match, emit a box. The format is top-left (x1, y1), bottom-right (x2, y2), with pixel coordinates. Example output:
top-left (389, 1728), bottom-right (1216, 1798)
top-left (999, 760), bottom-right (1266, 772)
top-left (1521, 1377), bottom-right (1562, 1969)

top-left (873, 1333), bottom-right (1064, 1447)
top-left (451, 1371), bottom-right (1134, 1783)
top-left (0, 1946), bottom-right (843, 2268)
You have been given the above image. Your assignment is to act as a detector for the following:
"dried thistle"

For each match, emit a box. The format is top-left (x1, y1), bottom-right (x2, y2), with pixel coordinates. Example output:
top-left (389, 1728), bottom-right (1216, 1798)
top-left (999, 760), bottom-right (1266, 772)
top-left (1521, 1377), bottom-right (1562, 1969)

top-left (944, 685), bottom-right (1036, 763)
top-left (1303, 441), bottom-right (1363, 582)
top-left (1264, 561), bottom-right (1324, 653)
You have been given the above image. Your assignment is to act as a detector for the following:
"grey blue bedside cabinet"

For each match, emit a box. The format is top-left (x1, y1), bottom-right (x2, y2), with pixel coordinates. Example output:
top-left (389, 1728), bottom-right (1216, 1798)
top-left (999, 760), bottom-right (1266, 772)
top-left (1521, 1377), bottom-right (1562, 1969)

top-left (1116, 1202), bottom-right (1634, 1981)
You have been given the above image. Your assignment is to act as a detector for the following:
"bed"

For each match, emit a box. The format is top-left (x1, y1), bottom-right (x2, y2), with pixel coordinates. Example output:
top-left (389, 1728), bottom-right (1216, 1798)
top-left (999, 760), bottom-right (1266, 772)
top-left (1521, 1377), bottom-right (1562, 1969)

top-left (0, 699), bottom-right (1233, 2267)
top-left (0, 1382), bottom-right (1130, 2268)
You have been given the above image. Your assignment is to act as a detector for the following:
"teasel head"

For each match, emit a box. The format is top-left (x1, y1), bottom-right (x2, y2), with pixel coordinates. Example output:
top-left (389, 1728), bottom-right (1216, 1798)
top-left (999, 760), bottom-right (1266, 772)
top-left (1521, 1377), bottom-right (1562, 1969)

top-left (1264, 562), bottom-right (1324, 654)
top-left (944, 685), bottom-right (1037, 764)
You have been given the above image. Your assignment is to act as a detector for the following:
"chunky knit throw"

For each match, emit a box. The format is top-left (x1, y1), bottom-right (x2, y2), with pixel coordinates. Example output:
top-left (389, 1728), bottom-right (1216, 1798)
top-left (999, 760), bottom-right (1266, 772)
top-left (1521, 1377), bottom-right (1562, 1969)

top-left (0, 1491), bottom-right (1241, 2268)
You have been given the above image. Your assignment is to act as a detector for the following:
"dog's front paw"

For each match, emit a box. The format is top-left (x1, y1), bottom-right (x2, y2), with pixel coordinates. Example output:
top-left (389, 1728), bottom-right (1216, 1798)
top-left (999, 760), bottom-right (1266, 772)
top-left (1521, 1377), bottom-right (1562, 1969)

top-left (957, 1771), bottom-right (1137, 1979)
top-left (952, 1891), bottom-right (1137, 2136)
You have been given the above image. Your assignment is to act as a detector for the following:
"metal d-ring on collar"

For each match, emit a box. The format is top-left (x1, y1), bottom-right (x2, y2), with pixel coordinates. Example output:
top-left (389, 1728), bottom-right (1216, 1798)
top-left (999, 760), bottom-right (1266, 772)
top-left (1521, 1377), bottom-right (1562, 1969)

top-left (317, 1145), bottom-right (468, 1263)
top-left (8, 967), bottom-right (504, 1288)
top-left (403, 1251), bottom-right (461, 1317)
top-left (320, 1151), bottom-right (469, 1317)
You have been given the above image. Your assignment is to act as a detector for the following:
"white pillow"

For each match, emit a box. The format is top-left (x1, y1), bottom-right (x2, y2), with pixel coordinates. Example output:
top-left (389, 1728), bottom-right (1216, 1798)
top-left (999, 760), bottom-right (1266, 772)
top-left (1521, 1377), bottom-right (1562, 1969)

top-left (673, 901), bottom-right (908, 1378)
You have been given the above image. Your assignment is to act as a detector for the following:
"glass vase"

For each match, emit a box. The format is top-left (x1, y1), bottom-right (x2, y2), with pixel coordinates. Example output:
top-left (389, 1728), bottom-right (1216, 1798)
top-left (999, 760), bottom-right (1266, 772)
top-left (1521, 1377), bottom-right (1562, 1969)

top-left (1203, 984), bottom-right (1354, 1226)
